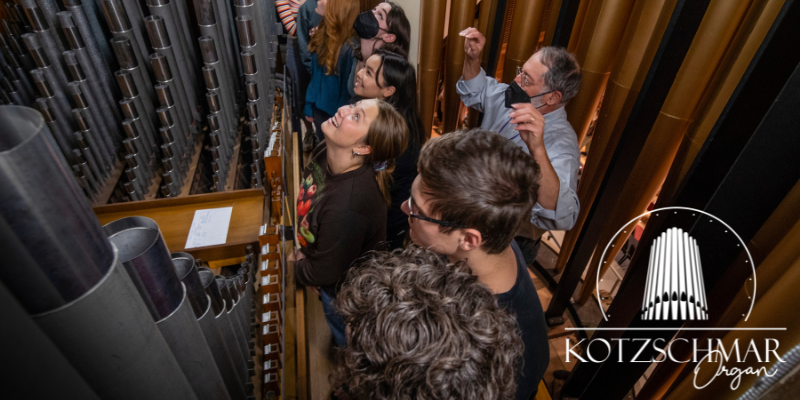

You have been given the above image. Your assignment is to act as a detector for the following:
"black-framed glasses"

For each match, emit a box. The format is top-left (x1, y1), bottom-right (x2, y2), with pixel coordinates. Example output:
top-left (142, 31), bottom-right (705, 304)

top-left (407, 198), bottom-right (468, 229)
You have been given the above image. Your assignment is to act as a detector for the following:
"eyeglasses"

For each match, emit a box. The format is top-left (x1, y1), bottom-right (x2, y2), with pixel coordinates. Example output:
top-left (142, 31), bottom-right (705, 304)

top-left (515, 66), bottom-right (556, 99)
top-left (407, 198), bottom-right (468, 229)
top-left (516, 65), bottom-right (531, 87)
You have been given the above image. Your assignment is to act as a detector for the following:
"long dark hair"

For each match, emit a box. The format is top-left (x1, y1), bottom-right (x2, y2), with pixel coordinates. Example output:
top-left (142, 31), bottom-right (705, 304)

top-left (353, 2), bottom-right (411, 61)
top-left (372, 49), bottom-right (426, 150)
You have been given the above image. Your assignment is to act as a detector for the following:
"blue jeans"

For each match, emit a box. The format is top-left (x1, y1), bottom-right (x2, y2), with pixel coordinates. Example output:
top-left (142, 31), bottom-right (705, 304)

top-left (320, 289), bottom-right (347, 347)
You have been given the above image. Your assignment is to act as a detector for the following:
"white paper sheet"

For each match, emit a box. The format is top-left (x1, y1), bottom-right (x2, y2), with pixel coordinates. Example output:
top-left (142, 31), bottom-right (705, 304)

top-left (184, 207), bottom-right (233, 248)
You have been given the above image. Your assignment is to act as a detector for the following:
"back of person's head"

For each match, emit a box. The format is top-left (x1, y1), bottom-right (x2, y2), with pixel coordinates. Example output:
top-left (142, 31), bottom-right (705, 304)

top-left (363, 100), bottom-right (408, 204)
top-left (534, 46), bottom-right (582, 104)
top-left (381, 2), bottom-right (411, 58)
top-left (333, 246), bottom-right (523, 400)
top-left (418, 129), bottom-right (540, 254)
top-left (309, 0), bottom-right (359, 74)
top-left (374, 49), bottom-right (426, 150)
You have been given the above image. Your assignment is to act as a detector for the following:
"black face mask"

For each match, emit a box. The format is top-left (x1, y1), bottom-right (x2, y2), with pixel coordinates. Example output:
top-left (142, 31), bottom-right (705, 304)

top-left (354, 11), bottom-right (381, 39)
top-left (504, 80), bottom-right (531, 108)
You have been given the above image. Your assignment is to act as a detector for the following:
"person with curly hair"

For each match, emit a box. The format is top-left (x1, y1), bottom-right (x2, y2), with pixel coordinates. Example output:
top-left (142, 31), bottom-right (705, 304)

top-left (332, 246), bottom-right (524, 400)
top-left (401, 129), bottom-right (550, 400)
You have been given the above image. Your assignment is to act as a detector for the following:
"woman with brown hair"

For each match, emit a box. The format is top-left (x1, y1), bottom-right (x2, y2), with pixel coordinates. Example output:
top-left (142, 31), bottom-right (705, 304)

top-left (304, 0), bottom-right (359, 141)
top-left (291, 99), bottom-right (408, 347)
top-left (353, 49), bottom-right (426, 249)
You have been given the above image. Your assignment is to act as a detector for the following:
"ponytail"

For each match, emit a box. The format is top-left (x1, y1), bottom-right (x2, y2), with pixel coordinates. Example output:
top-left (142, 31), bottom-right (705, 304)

top-left (374, 163), bottom-right (396, 205)
top-left (364, 101), bottom-right (408, 205)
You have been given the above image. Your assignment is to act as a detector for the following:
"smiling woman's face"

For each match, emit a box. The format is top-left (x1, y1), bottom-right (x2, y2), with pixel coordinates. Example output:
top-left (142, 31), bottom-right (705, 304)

top-left (354, 55), bottom-right (388, 99)
top-left (322, 99), bottom-right (379, 149)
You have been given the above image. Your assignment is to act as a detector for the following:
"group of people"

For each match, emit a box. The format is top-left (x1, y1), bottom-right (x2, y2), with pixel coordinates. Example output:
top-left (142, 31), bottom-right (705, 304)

top-left (287, 2), bottom-right (583, 399)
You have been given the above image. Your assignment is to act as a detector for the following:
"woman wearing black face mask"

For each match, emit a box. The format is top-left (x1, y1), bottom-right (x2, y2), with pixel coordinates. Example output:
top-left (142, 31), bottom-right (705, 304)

top-left (348, 2), bottom-right (410, 98)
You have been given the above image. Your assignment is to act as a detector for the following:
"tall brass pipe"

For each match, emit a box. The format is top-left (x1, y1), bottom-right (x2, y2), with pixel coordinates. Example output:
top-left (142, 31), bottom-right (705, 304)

top-left (442, 0), bottom-right (476, 133)
top-left (477, 0), bottom-right (499, 72)
top-left (566, 0), bottom-right (591, 53)
top-left (657, 0), bottom-right (782, 204)
top-left (565, 0), bottom-right (637, 144)
top-left (638, 178), bottom-right (800, 400)
top-left (553, 0), bottom-right (677, 276)
top-left (501, 0), bottom-right (548, 83)
top-left (417, 0), bottom-right (447, 137)
top-left (577, 0), bottom-right (758, 305)
top-left (667, 254), bottom-right (800, 398)
top-left (542, 0), bottom-right (563, 47)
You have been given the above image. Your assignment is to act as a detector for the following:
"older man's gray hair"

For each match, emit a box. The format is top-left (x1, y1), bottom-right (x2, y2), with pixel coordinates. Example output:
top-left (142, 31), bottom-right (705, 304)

top-left (536, 47), bottom-right (582, 104)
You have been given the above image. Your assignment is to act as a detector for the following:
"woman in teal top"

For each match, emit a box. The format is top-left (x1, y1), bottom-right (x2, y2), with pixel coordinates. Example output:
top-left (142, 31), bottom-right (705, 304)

top-left (304, 0), bottom-right (358, 142)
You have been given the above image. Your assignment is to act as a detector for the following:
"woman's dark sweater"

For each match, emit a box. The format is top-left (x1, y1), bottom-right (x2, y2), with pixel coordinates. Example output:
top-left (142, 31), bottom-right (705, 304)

top-left (294, 145), bottom-right (387, 296)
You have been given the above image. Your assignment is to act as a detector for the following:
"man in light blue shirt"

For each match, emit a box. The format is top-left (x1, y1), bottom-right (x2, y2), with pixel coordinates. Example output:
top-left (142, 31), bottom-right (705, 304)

top-left (457, 28), bottom-right (582, 262)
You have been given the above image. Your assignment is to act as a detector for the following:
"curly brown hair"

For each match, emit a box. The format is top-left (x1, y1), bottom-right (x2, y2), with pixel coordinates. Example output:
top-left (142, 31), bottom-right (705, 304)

top-left (332, 246), bottom-right (524, 400)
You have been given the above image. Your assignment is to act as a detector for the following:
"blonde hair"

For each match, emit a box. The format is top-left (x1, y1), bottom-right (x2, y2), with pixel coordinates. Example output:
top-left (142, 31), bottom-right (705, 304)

top-left (308, 0), bottom-right (359, 74)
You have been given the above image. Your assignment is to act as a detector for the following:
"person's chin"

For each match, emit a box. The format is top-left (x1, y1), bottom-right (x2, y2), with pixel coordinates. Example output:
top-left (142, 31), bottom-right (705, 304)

top-left (321, 119), bottom-right (334, 139)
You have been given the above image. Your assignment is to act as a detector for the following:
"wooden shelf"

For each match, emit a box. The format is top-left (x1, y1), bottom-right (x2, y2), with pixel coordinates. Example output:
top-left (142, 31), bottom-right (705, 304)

top-left (93, 189), bottom-right (264, 261)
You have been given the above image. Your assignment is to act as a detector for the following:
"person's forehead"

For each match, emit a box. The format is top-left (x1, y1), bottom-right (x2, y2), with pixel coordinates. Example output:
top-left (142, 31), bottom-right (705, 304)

top-left (523, 55), bottom-right (547, 78)
top-left (376, 2), bottom-right (391, 13)
top-left (356, 100), bottom-right (379, 121)
top-left (366, 55), bottom-right (381, 68)
top-left (411, 177), bottom-right (434, 212)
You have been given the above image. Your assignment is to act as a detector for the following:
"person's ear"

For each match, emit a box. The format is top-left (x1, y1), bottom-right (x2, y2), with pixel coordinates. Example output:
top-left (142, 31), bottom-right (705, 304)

top-left (459, 228), bottom-right (483, 252)
top-left (382, 33), bottom-right (396, 44)
top-left (353, 144), bottom-right (372, 156)
top-left (548, 90), bottom-right (563, 105)
top-left (381, 85), bottom-right (396, 99)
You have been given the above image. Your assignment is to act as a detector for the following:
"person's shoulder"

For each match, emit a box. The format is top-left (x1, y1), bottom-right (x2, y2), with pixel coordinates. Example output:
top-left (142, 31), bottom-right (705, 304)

top-left (545, 112), bottom-right (581, 159)
top-left (299, 0), bottom-right (316, 13)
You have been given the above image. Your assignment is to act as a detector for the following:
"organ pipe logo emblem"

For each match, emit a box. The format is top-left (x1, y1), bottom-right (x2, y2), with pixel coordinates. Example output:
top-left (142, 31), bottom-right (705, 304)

top-left (640, 228), bottom-right (708, 321)
top-left (595, 207), bottom-right (757, 323)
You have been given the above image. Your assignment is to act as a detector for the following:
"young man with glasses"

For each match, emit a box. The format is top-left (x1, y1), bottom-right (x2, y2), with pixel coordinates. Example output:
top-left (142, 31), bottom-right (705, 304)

top-left (456, 27), bottom-right (583, 265)
top-left (401, 129), bottom-right (549, 400)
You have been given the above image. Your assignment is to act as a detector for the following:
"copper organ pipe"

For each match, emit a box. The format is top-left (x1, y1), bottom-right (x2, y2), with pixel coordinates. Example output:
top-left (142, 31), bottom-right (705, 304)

top-left (442, 0), bottom-right (477, 133)
top-left (577, 0), bottom-right (758, 305)
top-left (553, 0), bottom-right (678, 276)
top-left (501, 0), bottom-right (548, 84)
top-left (565, 0), bottom-right (637, 144)
top-left (417, 0), bottom-right (447, 137)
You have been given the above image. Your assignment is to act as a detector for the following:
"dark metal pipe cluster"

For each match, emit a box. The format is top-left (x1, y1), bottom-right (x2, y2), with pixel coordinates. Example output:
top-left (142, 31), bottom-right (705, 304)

top-left (0, 106), bottom-right (198, 399)
top-left (104, 216), bottom-right (234, 399)
top-left (200, 267), bottom-right (255, 397)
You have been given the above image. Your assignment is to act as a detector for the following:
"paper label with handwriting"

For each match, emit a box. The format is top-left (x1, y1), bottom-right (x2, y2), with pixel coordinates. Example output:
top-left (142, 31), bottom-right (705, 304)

top-left (185, 207), bottom-right (233, 248)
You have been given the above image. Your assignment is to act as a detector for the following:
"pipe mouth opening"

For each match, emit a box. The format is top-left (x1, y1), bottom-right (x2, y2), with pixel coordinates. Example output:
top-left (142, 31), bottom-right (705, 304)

top-left (0, 106), bottom-right (45, 152)
top-left (103, 216), bottom-right (160, 262)
top-left (198, 268), bottom-right (215, 288)
top-left (171, 252), bottom-right (195, 280)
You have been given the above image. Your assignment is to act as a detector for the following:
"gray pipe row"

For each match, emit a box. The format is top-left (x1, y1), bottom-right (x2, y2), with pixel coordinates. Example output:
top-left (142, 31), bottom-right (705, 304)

top-left (1, 107), bottom-right (261, 397)
top-left (0, 107), bottom-right (198, 399)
